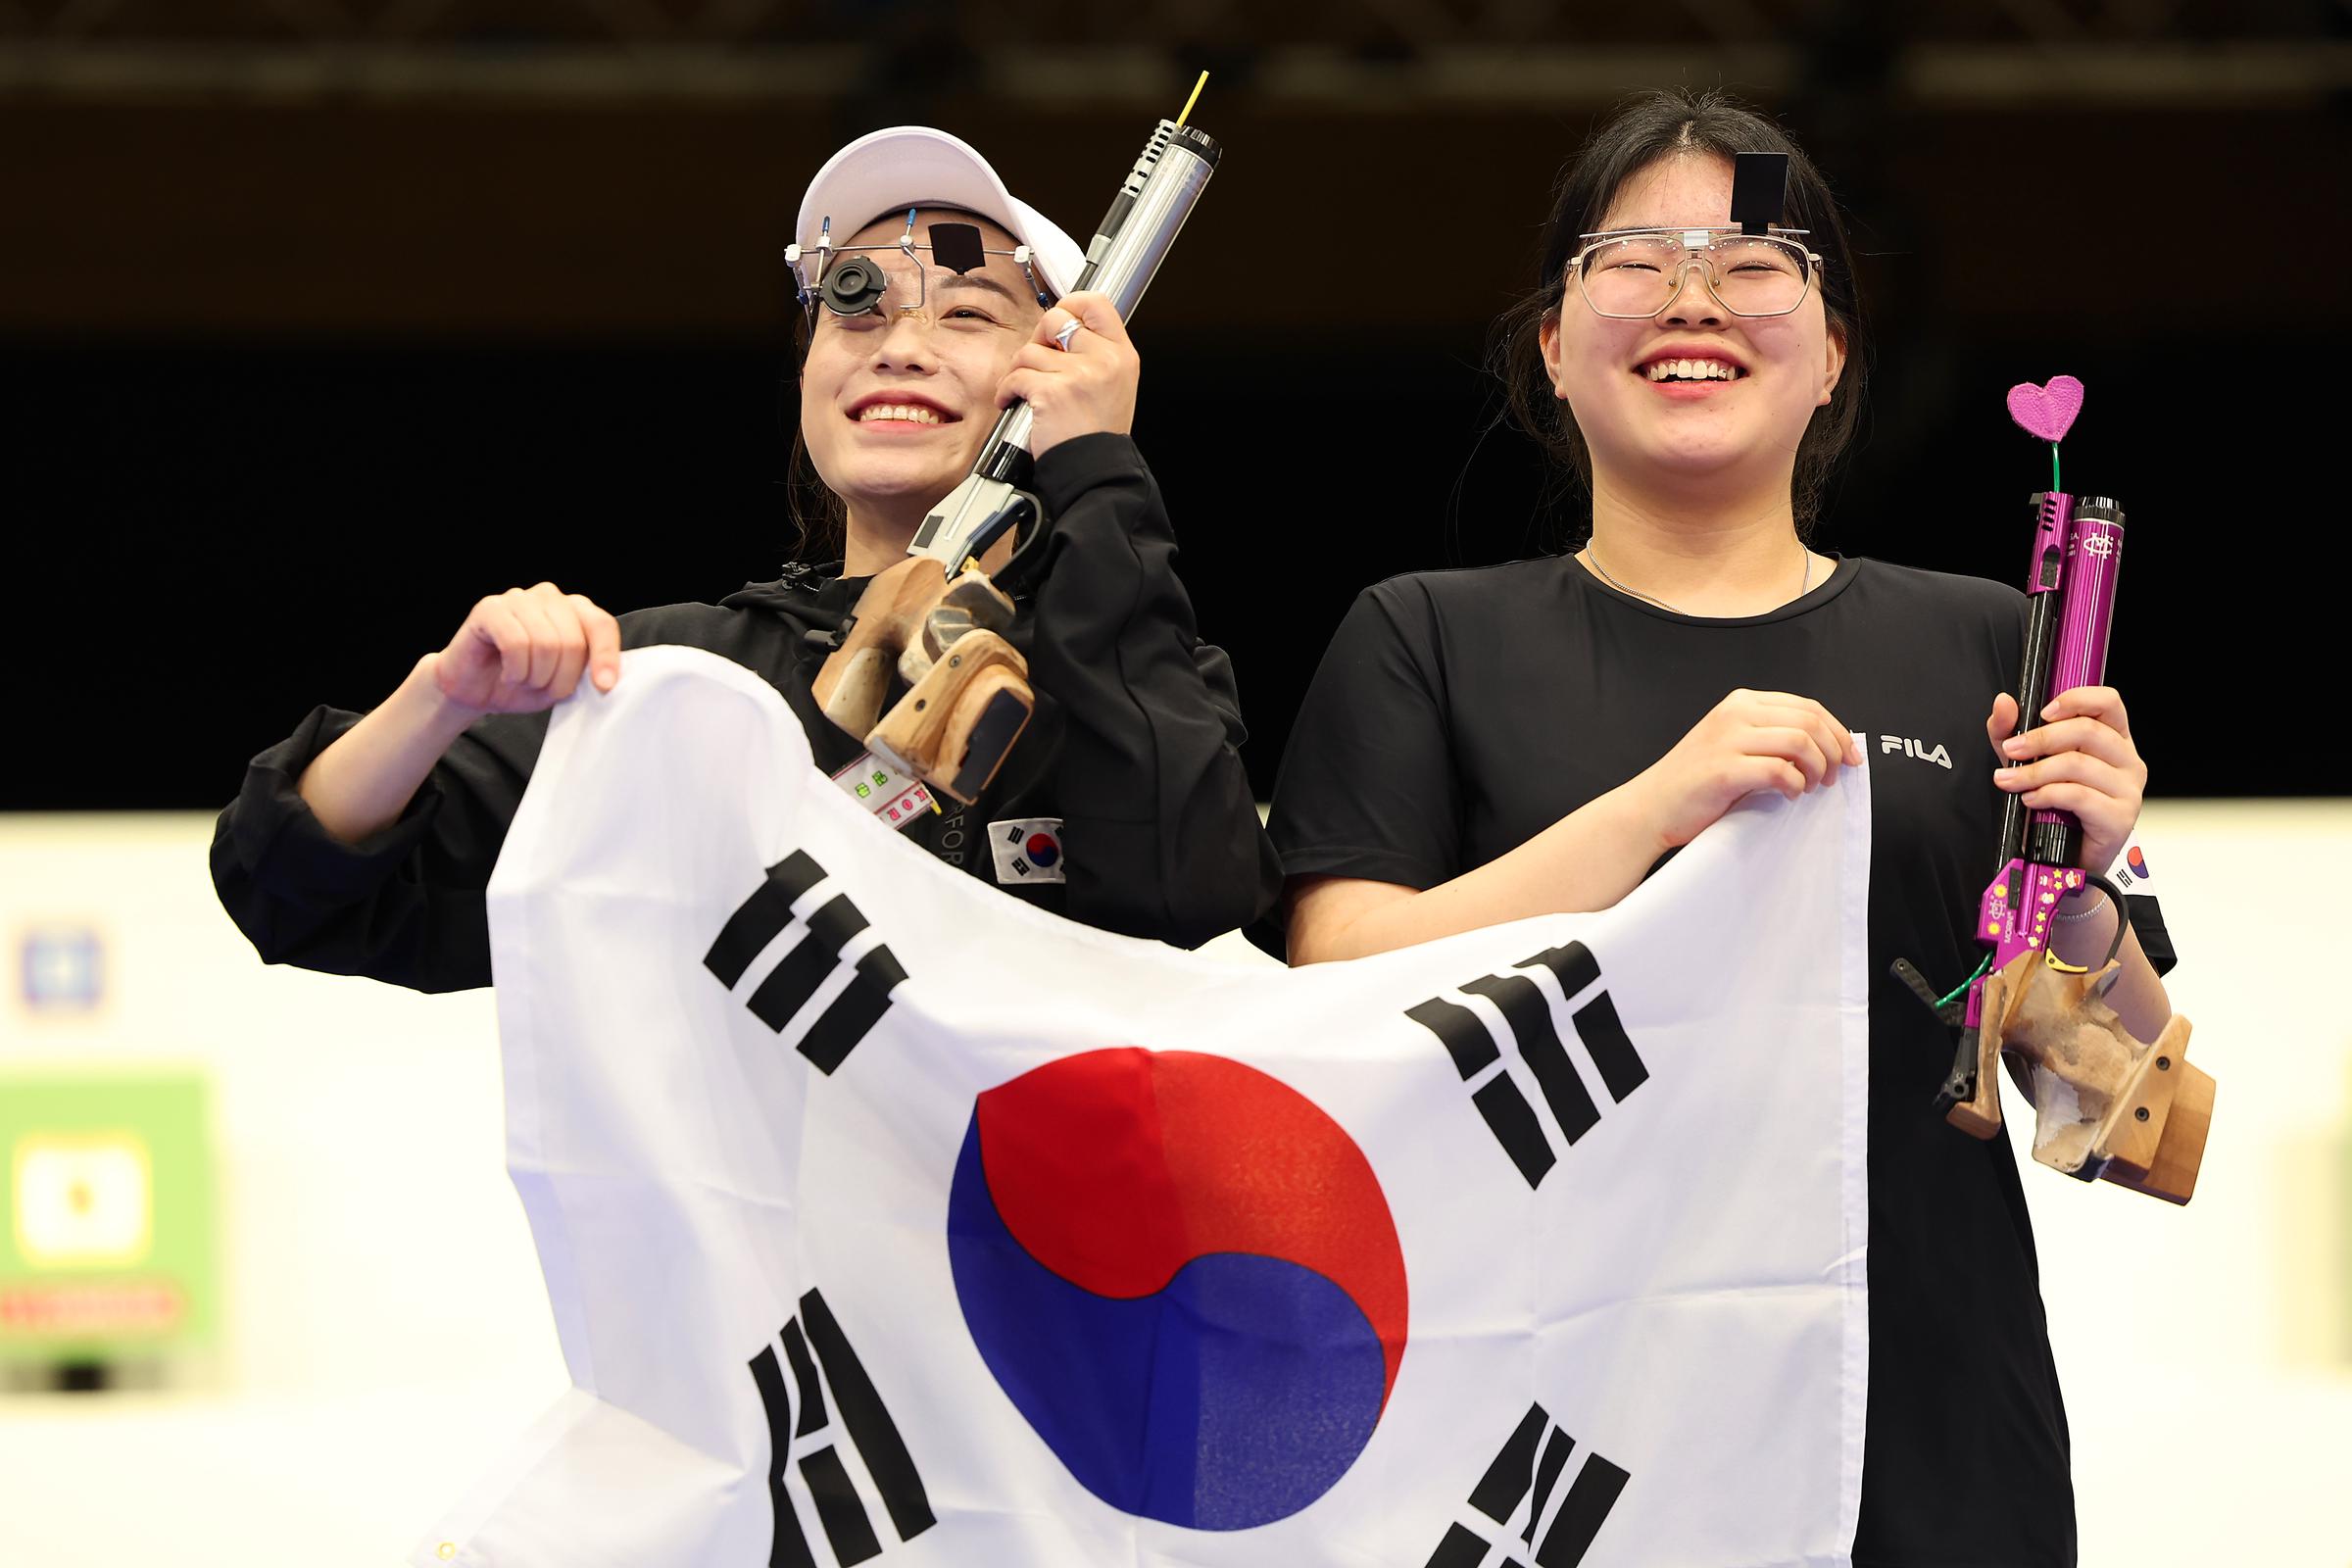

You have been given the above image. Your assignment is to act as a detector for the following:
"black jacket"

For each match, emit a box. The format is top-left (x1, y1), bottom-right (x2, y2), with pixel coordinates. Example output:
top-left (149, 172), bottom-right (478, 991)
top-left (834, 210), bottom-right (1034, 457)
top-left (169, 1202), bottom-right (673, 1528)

top-left (212, 434), bottom-right (1279, 992)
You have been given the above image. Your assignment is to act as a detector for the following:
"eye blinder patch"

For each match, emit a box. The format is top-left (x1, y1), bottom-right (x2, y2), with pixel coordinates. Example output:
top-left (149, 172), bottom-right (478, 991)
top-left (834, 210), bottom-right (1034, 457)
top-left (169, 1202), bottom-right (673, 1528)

top-left (927, 222), bottom-right (988, 275)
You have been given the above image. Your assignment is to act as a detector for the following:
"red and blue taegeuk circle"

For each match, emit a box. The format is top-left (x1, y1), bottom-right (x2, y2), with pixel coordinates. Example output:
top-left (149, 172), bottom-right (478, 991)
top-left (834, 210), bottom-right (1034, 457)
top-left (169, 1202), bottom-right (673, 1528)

top-left (946, 1049), bottom-right (1407, 1530)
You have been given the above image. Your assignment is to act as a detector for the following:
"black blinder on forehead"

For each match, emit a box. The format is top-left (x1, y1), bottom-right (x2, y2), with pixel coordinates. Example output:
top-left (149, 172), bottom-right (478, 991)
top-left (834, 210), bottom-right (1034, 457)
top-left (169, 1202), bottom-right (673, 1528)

top-left (928, 222), bottom-right (988, 275)
top-left (1730, 151), bottom-right (1788, 235)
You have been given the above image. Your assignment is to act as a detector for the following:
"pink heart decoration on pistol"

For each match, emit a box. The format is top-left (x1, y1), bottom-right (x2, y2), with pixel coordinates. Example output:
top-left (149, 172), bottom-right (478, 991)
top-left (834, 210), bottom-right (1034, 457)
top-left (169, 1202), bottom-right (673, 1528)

top-left (2006, 375), bottom-right (2084, 443)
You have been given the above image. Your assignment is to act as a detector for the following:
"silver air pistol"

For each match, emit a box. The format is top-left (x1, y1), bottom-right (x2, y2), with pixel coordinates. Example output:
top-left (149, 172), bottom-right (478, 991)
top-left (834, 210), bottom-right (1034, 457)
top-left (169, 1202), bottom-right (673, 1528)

top-left (907, 116), bottom-right (1222, 573)
top-left (812, 99), bottom-right (1223, 813)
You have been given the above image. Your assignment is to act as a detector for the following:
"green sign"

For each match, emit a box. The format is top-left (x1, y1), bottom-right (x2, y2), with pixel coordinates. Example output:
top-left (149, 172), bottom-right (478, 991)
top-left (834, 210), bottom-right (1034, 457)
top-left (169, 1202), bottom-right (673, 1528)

top-left (0, 1071), bottom-right (217, 1362)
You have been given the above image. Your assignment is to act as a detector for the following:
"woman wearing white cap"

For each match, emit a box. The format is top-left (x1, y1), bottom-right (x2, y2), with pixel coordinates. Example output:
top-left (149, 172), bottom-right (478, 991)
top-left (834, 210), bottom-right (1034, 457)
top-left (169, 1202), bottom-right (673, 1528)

top-left (210, 126), bottom-right (1275, 989)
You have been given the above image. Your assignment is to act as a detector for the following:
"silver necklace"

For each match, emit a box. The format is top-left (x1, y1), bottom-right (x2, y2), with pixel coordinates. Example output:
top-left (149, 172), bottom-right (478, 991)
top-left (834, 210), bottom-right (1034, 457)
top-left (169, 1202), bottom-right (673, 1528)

top-left (1582, 539), bottom-right (1812, 614)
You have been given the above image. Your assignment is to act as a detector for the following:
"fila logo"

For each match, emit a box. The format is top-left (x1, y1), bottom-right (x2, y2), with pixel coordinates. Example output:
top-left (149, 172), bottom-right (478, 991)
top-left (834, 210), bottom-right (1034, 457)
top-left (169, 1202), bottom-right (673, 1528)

top-left (750, 1288), bottom-right (936, 1566)
top-left (1403, 941), bottom-right (1649, 1190)
top-left (704, 850), bottom-right (909, 1074)
top-left (1878, 735), bottom-right (1953, 769)
top-left (1423, 1401), bottom-right (1632, 1568)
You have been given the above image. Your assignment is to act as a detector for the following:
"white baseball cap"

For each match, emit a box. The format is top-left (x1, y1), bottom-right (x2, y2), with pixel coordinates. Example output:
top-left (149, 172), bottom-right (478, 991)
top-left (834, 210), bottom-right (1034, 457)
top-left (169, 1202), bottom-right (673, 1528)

top-left (793, 126), bottom-right (1084, 300)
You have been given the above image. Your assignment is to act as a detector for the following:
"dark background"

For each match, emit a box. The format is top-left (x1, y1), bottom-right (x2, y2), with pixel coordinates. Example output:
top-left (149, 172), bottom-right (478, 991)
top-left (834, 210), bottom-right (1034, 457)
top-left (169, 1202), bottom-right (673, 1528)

top-left (7, 2), bottom-right (2346, 809)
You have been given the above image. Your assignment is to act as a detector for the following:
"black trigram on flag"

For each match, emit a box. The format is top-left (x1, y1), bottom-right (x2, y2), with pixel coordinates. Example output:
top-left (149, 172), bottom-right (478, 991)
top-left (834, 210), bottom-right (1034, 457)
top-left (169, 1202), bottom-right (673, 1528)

top-left (749, 1287), bottom-right (936, 1567)
top-left (1405, 940), bottom-right (1648, 1189)
top-left (1425, 1401), bottom-right (1631, 1568)
top-left (704, 850), bottom-right (908, 1073)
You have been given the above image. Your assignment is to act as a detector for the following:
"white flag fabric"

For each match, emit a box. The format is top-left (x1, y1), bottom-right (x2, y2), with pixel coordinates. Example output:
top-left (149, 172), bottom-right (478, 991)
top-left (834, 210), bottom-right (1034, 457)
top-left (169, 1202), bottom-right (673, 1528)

top-left (416, 646), bottom-right (1871, 1568)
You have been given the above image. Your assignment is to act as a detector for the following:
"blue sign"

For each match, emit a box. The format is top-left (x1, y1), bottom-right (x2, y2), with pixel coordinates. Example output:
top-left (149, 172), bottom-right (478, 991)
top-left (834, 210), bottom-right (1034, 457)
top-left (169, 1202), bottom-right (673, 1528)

top-left (20, 927), bottom-right (104, 1013)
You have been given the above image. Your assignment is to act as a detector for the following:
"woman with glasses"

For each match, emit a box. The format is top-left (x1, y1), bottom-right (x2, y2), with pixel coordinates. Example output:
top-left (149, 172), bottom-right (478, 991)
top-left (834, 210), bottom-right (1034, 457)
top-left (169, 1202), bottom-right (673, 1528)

top-left (1269, 90), bottom-right (2172, 1565)
top-left (213, 126), bottom-right (1276, 989)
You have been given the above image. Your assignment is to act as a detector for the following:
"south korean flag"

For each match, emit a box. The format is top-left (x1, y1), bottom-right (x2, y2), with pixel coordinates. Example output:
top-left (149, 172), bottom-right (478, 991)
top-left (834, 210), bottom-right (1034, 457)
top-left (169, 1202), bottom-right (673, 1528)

top-left (989, 818), bottom-right (1065, 886)
top-left (417, 647), bottom-right (1870, 1568)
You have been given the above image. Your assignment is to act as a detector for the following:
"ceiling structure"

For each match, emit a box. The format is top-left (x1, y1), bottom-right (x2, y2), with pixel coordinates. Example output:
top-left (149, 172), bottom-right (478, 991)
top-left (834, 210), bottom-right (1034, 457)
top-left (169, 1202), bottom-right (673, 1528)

top-left (6, 0), bottom-right (2347, 104)
top-left (4, 3), bottom-right (2345, 336)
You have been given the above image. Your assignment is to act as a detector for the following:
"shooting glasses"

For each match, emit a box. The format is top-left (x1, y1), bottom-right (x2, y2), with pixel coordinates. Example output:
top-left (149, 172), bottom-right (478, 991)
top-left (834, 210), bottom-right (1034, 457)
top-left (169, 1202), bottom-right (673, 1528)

top-left (1568, 225), bottom-right (1825, 319)
top-left (787, 211), bottom-right (1054, 322)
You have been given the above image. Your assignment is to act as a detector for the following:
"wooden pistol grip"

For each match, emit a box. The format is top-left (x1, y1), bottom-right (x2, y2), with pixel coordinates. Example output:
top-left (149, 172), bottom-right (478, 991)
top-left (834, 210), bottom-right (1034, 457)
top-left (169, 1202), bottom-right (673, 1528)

top-left (903, 567), bottom-right (1021, 686)
top-left (929, 569), bottom-right (1017, 648)
top-left (2113, 1060), bottom-right (2213, 1205)
top-left (1945, 954), bottom-right (2035, 1140)
top-left (936, 663), bottom-right (1035, 804)
top-left (864, 629), bottom-right (1032, 804)
top-left (811, 557), bottom-right (949, 737)
top-left (2095, 1017), bottom-right (2213, 1205)
top-left (1989, 955), bottom-right (2214, 1204)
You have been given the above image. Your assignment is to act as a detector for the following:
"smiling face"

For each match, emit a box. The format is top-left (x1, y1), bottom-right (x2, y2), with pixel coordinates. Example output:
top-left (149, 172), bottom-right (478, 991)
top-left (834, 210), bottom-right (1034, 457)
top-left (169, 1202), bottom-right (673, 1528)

top-left (798, 208), bottom-right (1047, 533)
top-left (1540, 155), bottom-right (1845, 500)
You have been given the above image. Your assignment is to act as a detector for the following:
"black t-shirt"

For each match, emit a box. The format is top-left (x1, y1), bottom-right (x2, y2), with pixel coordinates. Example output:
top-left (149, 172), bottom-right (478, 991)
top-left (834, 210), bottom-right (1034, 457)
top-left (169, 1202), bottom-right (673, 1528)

top-left (1269, 553), bottom-right (2165, 1567)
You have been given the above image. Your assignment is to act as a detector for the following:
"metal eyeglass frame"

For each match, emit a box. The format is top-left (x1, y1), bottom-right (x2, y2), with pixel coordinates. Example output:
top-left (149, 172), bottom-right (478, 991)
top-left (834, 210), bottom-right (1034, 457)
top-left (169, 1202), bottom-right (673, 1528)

top-left (1565, 224), bottom-right (1825, 319)
top-left (785, 209), bottom-right (1054, 323)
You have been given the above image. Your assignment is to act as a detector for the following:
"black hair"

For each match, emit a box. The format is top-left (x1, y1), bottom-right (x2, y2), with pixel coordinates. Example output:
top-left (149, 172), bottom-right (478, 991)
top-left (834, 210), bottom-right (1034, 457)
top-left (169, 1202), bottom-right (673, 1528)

top-left (782, 303), bottom-right (849, 562)
top-left (1494, 88), bottom-right (1868, 538)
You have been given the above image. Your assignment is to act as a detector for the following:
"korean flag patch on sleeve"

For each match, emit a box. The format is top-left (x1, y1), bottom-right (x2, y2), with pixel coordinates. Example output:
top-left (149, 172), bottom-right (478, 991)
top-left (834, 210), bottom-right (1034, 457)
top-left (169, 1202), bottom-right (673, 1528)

top-left (989, 818), bottom-right (1066, 885)
top-left (2107, 835), bottom-right (2179, 976)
